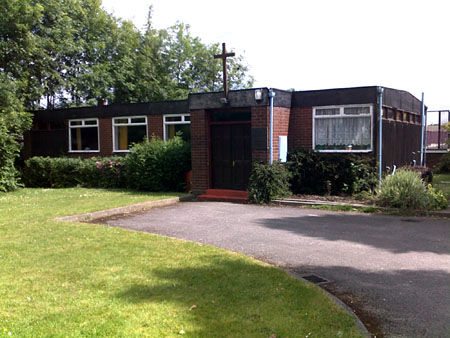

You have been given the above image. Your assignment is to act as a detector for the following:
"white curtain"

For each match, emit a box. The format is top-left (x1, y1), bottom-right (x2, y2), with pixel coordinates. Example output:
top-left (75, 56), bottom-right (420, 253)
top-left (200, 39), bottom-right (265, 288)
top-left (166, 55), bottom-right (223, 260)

top-left (315, 116), bottom-right (371, 149)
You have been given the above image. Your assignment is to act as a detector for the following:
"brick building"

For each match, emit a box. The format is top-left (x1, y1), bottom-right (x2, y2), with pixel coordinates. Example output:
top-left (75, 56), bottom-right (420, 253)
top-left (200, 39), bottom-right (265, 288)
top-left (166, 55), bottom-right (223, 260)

top-left (25, 86), bottom-right (425, 195)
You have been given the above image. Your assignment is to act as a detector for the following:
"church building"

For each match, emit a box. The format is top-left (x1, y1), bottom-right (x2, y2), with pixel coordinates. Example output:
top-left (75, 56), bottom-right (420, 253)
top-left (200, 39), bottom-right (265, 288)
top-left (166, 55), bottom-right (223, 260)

top-left (24, 85), bottom-right (424, 195)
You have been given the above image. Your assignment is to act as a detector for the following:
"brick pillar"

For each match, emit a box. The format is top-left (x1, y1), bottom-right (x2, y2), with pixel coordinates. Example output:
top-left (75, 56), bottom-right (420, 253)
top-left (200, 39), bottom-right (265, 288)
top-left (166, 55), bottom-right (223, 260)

top-left (148, 115), bottom-right (163, 139)
top-left (288, 107), bottom-right (313, 152)
top-left (99, 118), bottom-right (113, 156)
top-left (190, 109), bottom-right (210, 194)
top-left (273, 107), bottom-right (291, 161)
top-left (251, 106), bottom-right (269, 162)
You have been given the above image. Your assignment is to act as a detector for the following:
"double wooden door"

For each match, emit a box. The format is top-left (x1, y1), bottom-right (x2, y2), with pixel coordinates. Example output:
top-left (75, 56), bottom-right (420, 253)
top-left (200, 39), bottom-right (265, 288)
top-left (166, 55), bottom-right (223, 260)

top-left (211, 123), bottom-right (251, 190)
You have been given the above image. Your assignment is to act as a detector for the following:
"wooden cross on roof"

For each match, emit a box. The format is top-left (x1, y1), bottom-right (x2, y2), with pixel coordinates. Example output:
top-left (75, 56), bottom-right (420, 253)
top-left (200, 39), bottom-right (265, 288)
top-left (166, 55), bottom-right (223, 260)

top-left (214, 42), bottom-right (235, 99)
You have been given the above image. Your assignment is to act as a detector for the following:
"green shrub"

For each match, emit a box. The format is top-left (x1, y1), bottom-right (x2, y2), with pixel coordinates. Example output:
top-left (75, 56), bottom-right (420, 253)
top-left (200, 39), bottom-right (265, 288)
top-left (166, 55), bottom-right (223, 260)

top-left (436, 152), bottom-right (450, 173)
top-left (288, 150), bottom-right (376, 195)
top-left (124, 136), bottom-right (191, 192)
top-left (376, 169), bottom-right (448, 210)
top-left (81, 157), bottom-right (125, 188)
top-left (426, 184), bottom-right (448, 210)
top-left (0, 75), bottom-right (32, 192)
top-left (23, 156), bottom-right (124, 188)
top-left (248, 162), bottom-right (291, 204)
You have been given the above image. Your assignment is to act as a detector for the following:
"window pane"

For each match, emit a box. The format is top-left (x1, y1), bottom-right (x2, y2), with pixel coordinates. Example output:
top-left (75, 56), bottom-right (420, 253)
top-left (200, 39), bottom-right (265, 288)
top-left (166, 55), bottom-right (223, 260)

top-left (184, 115), bottom-right (191, 122)
top-left (166, 124), bottom-right (191, 142)
top-left (315, 116), bottom-right (371, 150)
top-left (315, 108), bottom-right (340, 116)
top-left (114, 118), bottom-right (129, 124)
top-left (165, 116), bottom-right (182, 122)
top-left (84, 119), bottom-right (98, 126)
top-left (69, 120), bottom-right (82, 126)
top-left (115, 125), bottom-right (147, 150)
top-left (344, 107), bottom-right (370, 115)
top-left (70, 127), bottom-right (98, 151)
top-left (131, 117), bottom-right (146, 124)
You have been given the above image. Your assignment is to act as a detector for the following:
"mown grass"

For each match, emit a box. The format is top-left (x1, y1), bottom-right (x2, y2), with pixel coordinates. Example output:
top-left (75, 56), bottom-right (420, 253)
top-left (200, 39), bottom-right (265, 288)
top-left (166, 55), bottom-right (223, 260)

top-left (0, 188), bottom-right (363, 337)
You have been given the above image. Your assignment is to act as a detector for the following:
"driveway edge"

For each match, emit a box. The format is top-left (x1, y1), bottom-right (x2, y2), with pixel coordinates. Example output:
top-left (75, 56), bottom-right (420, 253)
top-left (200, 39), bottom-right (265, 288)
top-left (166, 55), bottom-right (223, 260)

top-left (286, 271), bottom-right (371, 338)
top-left (56, 194), bottom-right (193, 223)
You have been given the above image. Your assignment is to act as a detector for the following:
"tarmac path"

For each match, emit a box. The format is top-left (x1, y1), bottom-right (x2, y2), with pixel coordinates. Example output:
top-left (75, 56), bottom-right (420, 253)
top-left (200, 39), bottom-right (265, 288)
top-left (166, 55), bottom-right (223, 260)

top-left (103, 201), bottom-right (450, 337)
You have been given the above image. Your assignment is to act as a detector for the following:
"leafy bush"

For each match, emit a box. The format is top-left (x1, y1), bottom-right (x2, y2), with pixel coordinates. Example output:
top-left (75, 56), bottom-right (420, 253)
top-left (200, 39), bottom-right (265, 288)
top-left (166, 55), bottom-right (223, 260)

top-left (376, 169), bottom-right (448, 210)
top-left (23, 156), bottom-right (124, 188)
top-left (0, 74), bottom-right (32, 192)
top-left (426, 184), bottom-right (448, 210)
top-left (123, 136), bottom-right (191, 192)
top-left (288, 150), bottom-right (376, 195)
top-left (436, 152), bottom-right (450, 173)
top-left (81, 157), bottom-right (125, 188)
top-left (248, 162), bottom-right (291, 204)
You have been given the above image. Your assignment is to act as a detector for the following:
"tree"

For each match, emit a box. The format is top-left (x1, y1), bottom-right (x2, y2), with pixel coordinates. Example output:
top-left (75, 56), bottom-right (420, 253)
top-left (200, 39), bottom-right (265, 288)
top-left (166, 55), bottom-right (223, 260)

top-left (1, 1), bottom-right (254, 109)
top-left (0, 74), bottom-right (32, 191)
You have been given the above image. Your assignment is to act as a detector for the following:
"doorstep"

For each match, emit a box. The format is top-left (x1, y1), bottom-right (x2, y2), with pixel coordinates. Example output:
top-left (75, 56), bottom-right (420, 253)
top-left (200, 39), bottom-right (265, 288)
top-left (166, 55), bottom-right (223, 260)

top-left (197, 189), bottom-right (248, 203)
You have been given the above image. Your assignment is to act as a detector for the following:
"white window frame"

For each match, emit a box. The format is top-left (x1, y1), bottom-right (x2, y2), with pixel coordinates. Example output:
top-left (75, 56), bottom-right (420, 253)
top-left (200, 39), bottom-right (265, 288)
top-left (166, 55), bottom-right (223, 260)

top-left (68, 118), bottom-right (100, 153)
top-left (112, 116), bottom-right (148, 152)
top-left (163, 114), bottom-right (191, 141)
top-left (312, 104), bottom-right (373, 153)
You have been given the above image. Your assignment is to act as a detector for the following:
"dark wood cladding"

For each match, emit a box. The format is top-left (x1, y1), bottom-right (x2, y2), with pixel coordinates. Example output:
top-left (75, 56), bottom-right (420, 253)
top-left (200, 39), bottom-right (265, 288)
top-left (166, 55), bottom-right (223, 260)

top-left (382, 120), bottom-right (421, 169)
top-left (292, 86), bottom-right (378, 107)
top-left (32, 100), bottom-right (189, 122)
top-left (26, 129), bottom-right (67, 157)
top-left (383, 88), bottom-right (422, 113)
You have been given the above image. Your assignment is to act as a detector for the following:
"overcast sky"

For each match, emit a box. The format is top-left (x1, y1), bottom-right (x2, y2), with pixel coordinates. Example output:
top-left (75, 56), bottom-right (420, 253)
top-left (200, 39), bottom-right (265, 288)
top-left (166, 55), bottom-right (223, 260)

top-left (102, 0), bottom-right (450, 112)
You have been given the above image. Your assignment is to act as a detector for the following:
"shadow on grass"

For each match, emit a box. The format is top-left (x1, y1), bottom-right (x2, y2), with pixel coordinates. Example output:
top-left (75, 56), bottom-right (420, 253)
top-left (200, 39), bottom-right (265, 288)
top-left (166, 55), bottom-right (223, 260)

top-left (115, 256), bottom-right (363, 337)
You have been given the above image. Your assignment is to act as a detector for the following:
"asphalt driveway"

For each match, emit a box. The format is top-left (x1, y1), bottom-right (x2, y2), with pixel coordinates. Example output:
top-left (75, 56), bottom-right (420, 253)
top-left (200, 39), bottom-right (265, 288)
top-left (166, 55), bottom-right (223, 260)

top-left (103, 201), bottom-right (450, 337)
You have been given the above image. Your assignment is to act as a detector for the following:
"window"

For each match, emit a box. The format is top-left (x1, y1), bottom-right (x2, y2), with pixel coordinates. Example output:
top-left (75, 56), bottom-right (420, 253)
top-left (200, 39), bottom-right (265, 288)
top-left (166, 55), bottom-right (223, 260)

top-left (113, 116), bottom-right (147, 151)
top-left (69, 119), bottom-right (99, 152)
top-left (313, 105), bottom-right (372, 152)
top-left (163, 114), bottom-right (191, 142)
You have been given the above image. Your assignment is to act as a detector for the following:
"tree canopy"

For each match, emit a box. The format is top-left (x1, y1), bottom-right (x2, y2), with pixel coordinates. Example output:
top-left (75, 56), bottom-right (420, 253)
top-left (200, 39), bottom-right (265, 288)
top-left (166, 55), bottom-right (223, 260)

top-left (0, 0), bottom-right (254, 110)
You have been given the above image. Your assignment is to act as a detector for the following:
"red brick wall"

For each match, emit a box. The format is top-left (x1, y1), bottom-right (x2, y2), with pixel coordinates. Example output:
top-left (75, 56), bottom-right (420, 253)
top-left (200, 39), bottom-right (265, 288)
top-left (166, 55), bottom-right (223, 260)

top-left (99, 117), bottom-right (113, 156)
top-left (273, 107), bottom-right (290, 161)
top-left (251, 106), bottom-right (269, 162)
top-left (190, 109), bottom-right (210, 194)
top-left (288, 107), bottom-right (313, 151)
top-left (148, 115), bottom-right (163, 139)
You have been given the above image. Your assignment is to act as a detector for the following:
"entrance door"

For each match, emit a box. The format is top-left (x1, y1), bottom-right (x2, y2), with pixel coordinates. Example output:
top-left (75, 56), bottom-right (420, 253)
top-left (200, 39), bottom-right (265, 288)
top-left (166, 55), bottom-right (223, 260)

top-left (211, 123), bottom-right (251, 190)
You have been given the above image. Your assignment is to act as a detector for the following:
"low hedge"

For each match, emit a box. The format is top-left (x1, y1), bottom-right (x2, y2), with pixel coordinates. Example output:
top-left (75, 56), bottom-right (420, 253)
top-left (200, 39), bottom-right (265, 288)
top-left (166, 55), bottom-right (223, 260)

top-left (287, 150), bottom-right (377, 195)
top-left (23, 156), bottom-right (125, 189)
top-left (22, 136), bottom-right (191, 192)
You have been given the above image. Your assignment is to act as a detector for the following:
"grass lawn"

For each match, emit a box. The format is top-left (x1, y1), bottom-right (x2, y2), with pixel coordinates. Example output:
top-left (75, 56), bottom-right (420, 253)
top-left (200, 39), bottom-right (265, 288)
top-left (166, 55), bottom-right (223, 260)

top-left (0, 188), bottom-right (363, 337)
top-left (433, 173), bottom-right (450, 200)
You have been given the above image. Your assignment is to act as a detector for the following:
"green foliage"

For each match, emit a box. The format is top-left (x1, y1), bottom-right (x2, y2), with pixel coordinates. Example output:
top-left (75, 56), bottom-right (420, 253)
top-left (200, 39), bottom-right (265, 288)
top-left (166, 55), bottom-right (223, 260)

top-left (23, 156), bottom-right (124, 188)
top-left (23, 138), bottom-right (191, 191)
top-left (288, 150), bottom-right (376, 195)
top-left (0, 2), bottom-right (253, 109)
top-left (124, 136), bottom-right (191, 192)
top-left (376, 169), bottom-right (448, 210)
top-left (426, 184), bottom-right (448, 210)
top-left (248, 162), bottom-right (291, 204)
top-left (436, 152), bottom-right (450, 173)
top-left (0, 74), bottom-right (32, 192)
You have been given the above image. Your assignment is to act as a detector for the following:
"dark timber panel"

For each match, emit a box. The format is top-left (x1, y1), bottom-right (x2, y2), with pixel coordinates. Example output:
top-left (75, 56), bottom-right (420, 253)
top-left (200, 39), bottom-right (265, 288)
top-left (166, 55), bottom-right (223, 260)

top-left (382, 120), bottom-right (421, 169)
top-left (211, 123), bottom-right (251, 190)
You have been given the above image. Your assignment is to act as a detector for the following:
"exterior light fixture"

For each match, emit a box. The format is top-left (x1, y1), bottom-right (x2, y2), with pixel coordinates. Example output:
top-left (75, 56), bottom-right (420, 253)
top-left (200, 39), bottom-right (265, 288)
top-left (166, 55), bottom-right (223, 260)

top-left (254, 89), bottom-right (263, 101)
